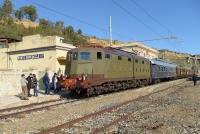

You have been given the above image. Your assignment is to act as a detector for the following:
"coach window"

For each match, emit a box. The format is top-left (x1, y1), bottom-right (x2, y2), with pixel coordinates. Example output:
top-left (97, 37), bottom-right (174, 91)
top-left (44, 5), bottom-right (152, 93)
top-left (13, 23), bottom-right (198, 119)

top-left (73, 52), bottom-right (78, 60)
top-left (128, 58), bottom-right (131, 62)
top-left (142, 61), bottom-right (144, 64)
top-left (118, 56), bottom-right (122, 60)
top-left (97, 52), bottom-right (102, 60)
top-left (105, 53), bottom-right (110, 58)
top-left (80, 52), bottom-right (90, 60)
top-left (135, 59), bottom-right (138, 63)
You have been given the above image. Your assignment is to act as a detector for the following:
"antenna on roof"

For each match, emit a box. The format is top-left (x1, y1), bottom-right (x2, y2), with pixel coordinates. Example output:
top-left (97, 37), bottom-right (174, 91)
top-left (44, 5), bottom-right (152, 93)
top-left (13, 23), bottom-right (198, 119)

top-left (109, 16), bottom-right (112, 47)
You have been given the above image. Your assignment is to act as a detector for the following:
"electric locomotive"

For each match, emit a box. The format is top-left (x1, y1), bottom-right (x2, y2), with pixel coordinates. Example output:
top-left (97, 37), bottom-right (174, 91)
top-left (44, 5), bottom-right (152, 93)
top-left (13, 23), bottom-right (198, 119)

top-left (64, 45), bottom-right (151, 96)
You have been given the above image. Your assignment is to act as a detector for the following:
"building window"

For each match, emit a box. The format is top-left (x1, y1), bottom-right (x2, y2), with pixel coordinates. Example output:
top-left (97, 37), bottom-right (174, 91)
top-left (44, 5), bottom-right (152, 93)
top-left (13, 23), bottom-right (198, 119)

top-left (105, 53), bottom-right (110, 58)
top-left (118, 56), bottom-right (122, 60)
top-left (80, 52), bottom-right (90, 60)
top-left (97, 52), bottom-right (102, 60)
top-left (73, 52), bottom-right (78, 60)
top-left (128, 58), bottom-right (131, 62)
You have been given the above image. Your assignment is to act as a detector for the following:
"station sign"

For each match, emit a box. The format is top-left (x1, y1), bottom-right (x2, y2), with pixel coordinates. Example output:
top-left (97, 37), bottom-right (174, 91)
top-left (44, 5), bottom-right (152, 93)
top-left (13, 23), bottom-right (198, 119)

top-left (17, 54), bottom-right (44, 60)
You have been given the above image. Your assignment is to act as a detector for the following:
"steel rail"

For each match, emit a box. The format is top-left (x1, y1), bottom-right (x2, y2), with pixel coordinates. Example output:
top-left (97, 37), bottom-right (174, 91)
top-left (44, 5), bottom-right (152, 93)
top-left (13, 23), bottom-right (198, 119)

top-left (92, 86), bottom-right (184, 133)
top-left (0, 99), bottom-right (65, 113)
top-left (0, 99), bottom-right (81, 120)
top-left (37, 82), bottom-right (183, 134)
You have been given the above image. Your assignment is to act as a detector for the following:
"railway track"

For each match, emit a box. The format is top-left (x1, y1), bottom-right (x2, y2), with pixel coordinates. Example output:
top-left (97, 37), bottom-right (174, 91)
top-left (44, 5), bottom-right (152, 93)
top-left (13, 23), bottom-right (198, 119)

top-left (37, 81), bottom-right (187, 134)
top-left (0, 79), bottom-right (183, 121)
top-left (0, 98), bottom-right (85, 120)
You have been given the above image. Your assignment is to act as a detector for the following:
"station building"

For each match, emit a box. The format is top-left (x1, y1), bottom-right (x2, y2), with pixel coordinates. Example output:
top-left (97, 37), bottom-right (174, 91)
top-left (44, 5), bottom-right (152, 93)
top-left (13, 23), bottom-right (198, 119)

top-left (0, 34), bottom-right (75, 74)
top-left (111, 42), bottom-right (159, 59)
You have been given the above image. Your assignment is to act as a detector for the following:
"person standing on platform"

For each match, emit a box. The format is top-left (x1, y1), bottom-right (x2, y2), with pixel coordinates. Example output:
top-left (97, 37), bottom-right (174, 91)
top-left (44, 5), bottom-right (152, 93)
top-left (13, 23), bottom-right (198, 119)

top-left (44, 72), bottom-right (50, 95)
top-left (33, 74), bottom-right (38, 97)
top-left (20, 74), bottom-right (29, 100)
top-left (192, 73), bottom-right (197, 86)
top-left (54, 73), bottom-right (58, 94)
top-left (26, 73), bottom-right (33, 97)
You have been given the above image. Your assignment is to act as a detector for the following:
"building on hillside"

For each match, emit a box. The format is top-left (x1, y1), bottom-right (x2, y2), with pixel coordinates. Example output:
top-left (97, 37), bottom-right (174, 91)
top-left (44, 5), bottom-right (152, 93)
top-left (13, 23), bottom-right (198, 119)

top-left (0, 34), bottom-right (75, 75)
top-left (111, 42), bottom-right (159, 59)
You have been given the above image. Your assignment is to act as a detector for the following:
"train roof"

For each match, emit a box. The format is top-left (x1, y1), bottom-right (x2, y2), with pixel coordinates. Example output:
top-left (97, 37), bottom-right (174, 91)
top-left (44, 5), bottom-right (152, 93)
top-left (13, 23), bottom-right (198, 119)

top-left (150, 59), bottom-right (176, 68)
top-left (72, 45), bottom-right (149, 61)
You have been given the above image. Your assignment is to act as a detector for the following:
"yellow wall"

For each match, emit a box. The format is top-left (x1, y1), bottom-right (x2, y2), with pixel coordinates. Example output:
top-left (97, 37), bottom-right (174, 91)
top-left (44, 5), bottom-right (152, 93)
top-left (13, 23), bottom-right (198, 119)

top-left (0, 48), bottom-right (8, 69)
top-left (9, 34), bottom-right (74, 51)
top-left (56, 49), bottom-right (68, 75)
top-left (1, 34), bottom-right (76, 72)
top-left (9, 50), bottom-right (56, 71)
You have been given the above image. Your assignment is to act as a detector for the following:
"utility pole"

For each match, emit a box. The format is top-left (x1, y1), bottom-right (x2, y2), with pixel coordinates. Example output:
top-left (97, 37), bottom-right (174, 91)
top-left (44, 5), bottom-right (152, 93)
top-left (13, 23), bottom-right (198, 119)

top-left (162, 50), bottom-right (164, 60)
top-left (109, 16), bottom-right (112, 46)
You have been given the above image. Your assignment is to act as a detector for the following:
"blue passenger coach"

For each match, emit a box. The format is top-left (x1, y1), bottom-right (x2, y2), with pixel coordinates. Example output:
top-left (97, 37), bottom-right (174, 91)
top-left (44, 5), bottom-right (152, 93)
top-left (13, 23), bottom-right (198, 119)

top-left (150, 59), bottom-right (176, 83)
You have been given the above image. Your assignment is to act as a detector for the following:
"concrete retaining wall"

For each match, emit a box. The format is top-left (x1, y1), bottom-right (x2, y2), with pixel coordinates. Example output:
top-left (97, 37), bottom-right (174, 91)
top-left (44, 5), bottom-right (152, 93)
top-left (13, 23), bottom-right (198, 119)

top-left (0, 69), bottom-right (55, 97)
top-left (0, 69), bottom-right (23, 97)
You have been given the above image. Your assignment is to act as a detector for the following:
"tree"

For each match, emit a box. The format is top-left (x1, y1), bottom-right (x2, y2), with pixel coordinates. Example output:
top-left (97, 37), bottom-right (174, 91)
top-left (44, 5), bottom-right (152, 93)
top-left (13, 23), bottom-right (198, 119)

top-left (39, 19), bottom-right (48, 30)
top-left (23, 5), bottom-right (38, 21)
top-left (14, 8), bottom-right (24, 20)
top-left (14, 5), bottom-right (38, 21)
top-left (77, 29), bottom-right (82, 35)
top-left (55, 21), bottom-right (64, 30)
top-left (1, 0), bottom-right (14, 16)
top-left (66, 26), bottom-right (74, 34)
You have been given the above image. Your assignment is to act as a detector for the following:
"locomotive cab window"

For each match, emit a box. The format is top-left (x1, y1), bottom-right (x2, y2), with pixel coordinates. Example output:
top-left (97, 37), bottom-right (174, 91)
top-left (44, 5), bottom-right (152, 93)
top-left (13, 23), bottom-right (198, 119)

top-left (97, 52), bottom-right (102, 60)
top-left (80, 52), bottom-right (90, 60)
top-left (105, 53), bottom-right (110, 58)
top-left (73, 52), bottom-right (78, 60)
top-left (118, 56), bottom-right (122, 60)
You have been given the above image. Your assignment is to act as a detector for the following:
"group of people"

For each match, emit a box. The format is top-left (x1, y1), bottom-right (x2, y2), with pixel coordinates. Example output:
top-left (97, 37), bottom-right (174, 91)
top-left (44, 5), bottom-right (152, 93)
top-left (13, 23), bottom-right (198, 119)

top-left (20, 73), bottom-right (38, 100)
top-left (43, 72), bottom-right (62, 95)
top-left (20, 72), bottom-right (63, 100)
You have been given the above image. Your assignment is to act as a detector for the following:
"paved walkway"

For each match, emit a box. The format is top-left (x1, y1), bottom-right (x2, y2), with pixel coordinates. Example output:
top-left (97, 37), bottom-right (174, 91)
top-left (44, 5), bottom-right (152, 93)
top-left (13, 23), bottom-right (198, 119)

top-left (0, 90), bottom-right (65, 109)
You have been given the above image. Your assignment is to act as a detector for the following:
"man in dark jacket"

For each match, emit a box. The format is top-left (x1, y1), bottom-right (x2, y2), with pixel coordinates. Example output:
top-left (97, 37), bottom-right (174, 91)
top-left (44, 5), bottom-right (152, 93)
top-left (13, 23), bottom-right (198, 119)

top-left (44, 72), bottom-right (50, 95)
top-left (26, 73), bottom-right (33, 97)
top-left (192, 73), bottom-right (197, 86)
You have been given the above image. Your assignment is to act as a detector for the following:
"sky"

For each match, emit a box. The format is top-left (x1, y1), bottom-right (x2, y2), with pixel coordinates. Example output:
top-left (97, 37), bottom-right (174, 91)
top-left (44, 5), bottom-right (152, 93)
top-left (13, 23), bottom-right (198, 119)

top-left (1, 0), bottom-right (200, 55)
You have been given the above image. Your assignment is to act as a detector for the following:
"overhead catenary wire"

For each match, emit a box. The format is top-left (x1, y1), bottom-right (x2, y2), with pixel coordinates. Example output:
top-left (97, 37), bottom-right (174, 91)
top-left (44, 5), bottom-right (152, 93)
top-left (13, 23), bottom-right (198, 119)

top-left (111, 0), bottom-right (180, 52)
top-left (130, 0), bottom-right (187, 54)
top-left (26, 0), bottom-right (132, 40)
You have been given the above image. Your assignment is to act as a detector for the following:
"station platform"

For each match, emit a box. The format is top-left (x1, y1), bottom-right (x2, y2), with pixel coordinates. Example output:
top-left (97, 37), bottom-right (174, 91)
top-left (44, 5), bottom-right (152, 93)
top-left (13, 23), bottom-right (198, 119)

top-left (0, 90), bottom-right (67, 109)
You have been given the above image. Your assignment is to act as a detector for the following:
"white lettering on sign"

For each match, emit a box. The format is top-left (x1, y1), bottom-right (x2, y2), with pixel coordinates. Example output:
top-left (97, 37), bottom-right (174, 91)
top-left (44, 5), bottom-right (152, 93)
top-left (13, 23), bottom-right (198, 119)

top-left (17, 54), bottom-right (44, 60)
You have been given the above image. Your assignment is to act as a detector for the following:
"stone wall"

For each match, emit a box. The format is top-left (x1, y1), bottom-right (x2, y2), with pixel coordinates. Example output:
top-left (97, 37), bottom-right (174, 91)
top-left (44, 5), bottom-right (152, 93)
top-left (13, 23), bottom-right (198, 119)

top-left (0, 69), bottom-right (55, 97)
top-left (0, 69), bottom-right (36, 97)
